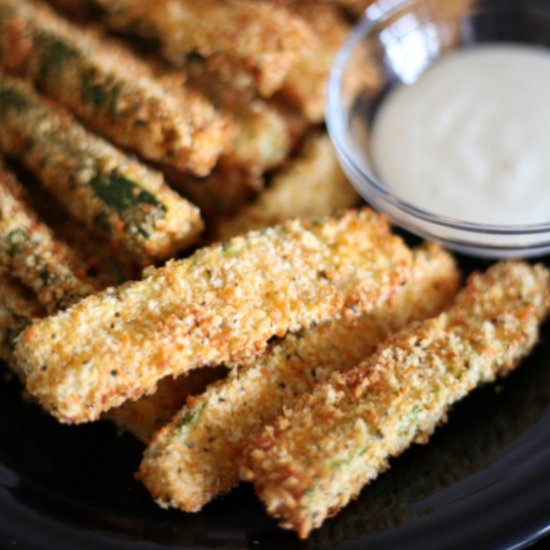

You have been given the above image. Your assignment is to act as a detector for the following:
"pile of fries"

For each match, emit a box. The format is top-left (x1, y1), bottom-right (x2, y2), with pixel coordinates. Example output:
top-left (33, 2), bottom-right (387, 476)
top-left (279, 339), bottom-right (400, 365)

top-left (1, 0), bottom-right (549, 540)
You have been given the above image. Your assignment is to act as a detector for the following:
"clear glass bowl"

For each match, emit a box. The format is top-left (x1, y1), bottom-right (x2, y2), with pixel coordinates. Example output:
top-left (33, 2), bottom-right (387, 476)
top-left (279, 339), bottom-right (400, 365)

top-left (327, 0), bottom-right (550, 258)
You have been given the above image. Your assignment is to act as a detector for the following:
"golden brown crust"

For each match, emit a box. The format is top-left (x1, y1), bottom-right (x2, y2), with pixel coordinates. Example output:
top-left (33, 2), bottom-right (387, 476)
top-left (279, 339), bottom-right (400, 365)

top-left (0, 75), bottom-right (203, 266)
top-left (138, 244), bottom-right (459, 512)
top-left (0, 0), bottom-right (228, 175)
top-left (59, 0), bottom-right (313, 97)
top-left (15, 208), bottom-right (413, 424)
top-left (243, 261), bottom-right (550, 538)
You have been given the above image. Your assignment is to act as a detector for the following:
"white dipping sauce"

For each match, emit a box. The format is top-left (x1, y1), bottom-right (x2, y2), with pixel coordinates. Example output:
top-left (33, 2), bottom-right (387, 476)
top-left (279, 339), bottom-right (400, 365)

top-left (371, 45), bottom-right (550, 225)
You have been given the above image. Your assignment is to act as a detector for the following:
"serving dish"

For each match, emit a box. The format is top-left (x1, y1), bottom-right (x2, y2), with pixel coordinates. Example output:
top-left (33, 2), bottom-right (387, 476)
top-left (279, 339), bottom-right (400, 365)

top-left (2, 1), bottom-right (550, 548)
top-left (1, 253), bottom-right (550, 550)
top-left (327, 0), bottom-right (550, 258)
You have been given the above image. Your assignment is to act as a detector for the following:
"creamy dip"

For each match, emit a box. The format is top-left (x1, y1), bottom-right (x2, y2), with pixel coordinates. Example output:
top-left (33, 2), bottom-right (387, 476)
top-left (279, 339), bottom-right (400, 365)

top-left (371, 45), bottom-right (550, 225)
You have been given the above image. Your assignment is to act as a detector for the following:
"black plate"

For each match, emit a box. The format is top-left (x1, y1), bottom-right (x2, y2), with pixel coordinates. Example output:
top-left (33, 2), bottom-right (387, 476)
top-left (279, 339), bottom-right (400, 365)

top-left (1, 256), bottom-right (550, 550)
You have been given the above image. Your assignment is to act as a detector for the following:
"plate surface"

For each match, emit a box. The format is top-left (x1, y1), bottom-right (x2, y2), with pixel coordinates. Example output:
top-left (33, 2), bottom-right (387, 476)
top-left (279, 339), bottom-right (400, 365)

top-left (1, 255), bottom-right (550, 550)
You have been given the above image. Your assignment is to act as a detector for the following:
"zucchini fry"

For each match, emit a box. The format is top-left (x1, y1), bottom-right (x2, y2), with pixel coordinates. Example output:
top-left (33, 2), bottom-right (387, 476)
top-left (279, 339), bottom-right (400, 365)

top-left (279, 2), bottom-right (351, 122)
top-left (184, 61), bottom-right (307, 175)
top-left (62, 0), bottom-right (312, 98)
top-left (242, 261), bottom-right (550, 538)
top-left (0, 166), bottom-right (94, 312)
top-left (0, 274), bottom-right (42, 368)
top-left (15, 208), bottom-right (413, 424)
top-left (18, 174), bottom-right (140, 288)
top-left (0, 75), bottom-right (203, 266)
top-left (138, 245), bottom-right (459, 511)
top-left (225, 100), bottom-right (305, 176)
top-left (216, 133), bottom-right (360, 240)
top-left (0, 0), bottom-right (227, 176)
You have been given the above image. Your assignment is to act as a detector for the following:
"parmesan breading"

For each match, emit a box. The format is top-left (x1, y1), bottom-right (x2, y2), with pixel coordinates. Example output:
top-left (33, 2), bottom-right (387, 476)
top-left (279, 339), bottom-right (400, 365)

top-left (242, 261), bottom-right (550, 538)
top-left (0, 0), bottom-right (228, 176)
top-left (15, 208), bottom-right (413, 424)
top-left (51, 0), bottom-right (313, 98)
top-left (0, 166), bottom-right (94, 312)
top-left (0, 75), bottom-right (203, 266)
top-left (137, 244), bottom-right (459, 512)
top-left (216, 133), bottom-right (360, 241)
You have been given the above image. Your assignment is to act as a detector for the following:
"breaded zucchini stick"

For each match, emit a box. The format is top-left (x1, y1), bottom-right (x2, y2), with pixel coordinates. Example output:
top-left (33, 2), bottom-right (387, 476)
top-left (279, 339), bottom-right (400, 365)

top-left (0, 0), bottom-right (227, 176)
top-left (60, 0), bottom-right (312, 98)
top-left (107, 367), bottom-right (228, 443)
top-left (138, 244), bottom-right (459, 511)
top-left (216, 133), bottom-right (359, 241)
top-left (242, 261), bottom-right (550, 538)
top-left (0, 75), bottom-right (203, 266)
top-left (15, 208), bottom-right (413, 423)
top-left (0, 166), bottom-right (94, 312)
top-left (278, 2), bottom-right (351, 122)
top-left (184, 61), bottom-right (306, 175)
top-left (220, 99), bottom-right (305, 176)
top-left (20, 177), bottom-right (140, 287)
top-left (0, 274), bottom-right (42, 368)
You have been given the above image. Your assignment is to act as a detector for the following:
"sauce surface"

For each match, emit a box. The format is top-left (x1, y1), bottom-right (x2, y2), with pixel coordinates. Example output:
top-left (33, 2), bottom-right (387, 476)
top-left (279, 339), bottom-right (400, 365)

top-left (371, 45), bottom-right (550, 225)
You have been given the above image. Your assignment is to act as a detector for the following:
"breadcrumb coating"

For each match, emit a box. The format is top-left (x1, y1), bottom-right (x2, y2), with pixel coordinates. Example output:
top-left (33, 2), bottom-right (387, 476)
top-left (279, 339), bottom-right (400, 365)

top-left (15, 208), bottom-right (413, 424)
top-left (242, 261), bottom-right (550, 538)
top-left (138, 244), bottom-right (459, 512)
top-left (55, 0), bottom-right (313, 98)
top-left (0, 166), bottom-right (94, 312)
top-left (216, 133), bottom-right (359, 240)
top-left (0, 75), bottom-right (203, 266)
top-left (0, 0), bottom-right (228, 175)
